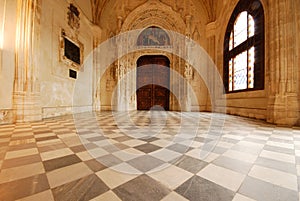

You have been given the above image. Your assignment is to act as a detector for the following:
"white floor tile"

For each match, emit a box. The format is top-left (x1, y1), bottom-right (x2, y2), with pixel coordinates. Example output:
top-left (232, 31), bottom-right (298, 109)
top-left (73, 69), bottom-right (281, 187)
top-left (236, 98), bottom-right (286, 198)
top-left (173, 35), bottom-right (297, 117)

top-left (266, 141), bottom-right (294, 149)
top-left (90, 190), bottom-right (121, 201)
top-left (232, 193), bottom-right (257, 201)
top-left (150, 149), bottom-right (181, 162)
top-left (161, 192), bottom-right (189, 201)
top-left (260, 150), bottom-right (295, 164)
top-left (96, 168), bottom-right (138, 189)
top-left (248, 165), bottom-right (298, 191)
top-left (197, 164), bottom-right (245, 192)
top-left (149, 165), bottom-right (193, 190)
top-left (223, 150), bottom-right (257, 164)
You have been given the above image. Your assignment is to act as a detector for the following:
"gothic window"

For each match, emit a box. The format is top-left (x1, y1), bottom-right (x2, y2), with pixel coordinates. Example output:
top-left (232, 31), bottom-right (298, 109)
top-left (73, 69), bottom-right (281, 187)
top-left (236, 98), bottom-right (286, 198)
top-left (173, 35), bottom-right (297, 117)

top-left (224, 0), bottom-right (264, 93)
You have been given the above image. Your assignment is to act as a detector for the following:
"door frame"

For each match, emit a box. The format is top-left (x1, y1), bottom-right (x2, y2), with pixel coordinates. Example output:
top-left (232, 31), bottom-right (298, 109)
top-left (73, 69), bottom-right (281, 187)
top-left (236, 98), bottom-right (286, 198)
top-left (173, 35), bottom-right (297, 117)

top-left (136, 55), bottom-right (171, 110)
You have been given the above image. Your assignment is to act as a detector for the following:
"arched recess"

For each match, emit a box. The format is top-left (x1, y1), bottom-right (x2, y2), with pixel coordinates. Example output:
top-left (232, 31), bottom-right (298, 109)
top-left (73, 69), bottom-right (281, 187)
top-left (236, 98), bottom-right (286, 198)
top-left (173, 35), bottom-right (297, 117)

top-left (111, 0), bottom-right (189, 111)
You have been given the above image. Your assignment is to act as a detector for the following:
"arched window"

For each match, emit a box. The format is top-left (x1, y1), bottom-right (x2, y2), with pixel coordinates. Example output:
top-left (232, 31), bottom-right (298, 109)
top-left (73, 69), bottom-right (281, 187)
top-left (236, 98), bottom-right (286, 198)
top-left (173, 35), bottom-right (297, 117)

top-left (224, 0), bottom-right (264, 92)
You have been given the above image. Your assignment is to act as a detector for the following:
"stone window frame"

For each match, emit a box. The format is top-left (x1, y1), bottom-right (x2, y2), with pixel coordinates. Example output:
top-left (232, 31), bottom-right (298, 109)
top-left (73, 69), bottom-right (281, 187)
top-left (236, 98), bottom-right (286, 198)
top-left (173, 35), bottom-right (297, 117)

top-left (223, 0), bottom-right (265, 93)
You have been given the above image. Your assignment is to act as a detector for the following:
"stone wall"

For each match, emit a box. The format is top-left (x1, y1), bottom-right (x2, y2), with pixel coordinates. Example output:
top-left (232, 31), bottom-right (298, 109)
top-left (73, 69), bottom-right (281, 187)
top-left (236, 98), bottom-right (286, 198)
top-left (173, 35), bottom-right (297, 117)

top-left (214, 0), bottom-right (300, 126)
top-left (0, 0), bottom-right (18, 124)
top-left (39, 0), bottom-right (94, 119)
top-left (0, 0), bottom-right (97, 123)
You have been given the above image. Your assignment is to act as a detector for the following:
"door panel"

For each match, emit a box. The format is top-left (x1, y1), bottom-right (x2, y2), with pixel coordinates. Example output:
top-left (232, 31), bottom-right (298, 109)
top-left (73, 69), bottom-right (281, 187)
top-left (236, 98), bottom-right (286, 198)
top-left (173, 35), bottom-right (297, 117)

top-left (153, 86), bottom-right (169, 110)
top-left (137, 55), bottom-right (170, 110)
top-left (137, 86), bottom-right (152, 110)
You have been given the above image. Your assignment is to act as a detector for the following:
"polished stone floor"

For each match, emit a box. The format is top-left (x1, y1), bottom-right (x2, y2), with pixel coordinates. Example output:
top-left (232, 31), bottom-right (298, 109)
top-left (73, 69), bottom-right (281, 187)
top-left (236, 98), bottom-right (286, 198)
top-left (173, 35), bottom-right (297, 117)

top-left (0, 111), bottom-right (300, 201)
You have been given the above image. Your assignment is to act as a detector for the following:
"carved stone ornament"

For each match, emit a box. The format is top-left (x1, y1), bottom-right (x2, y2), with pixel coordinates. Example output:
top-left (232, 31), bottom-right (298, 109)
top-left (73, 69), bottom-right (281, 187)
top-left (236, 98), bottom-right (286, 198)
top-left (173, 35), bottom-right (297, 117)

top-left (67, 4), bottom-right (80, 30)
top-left (184, 63), bottom-right (193, 80)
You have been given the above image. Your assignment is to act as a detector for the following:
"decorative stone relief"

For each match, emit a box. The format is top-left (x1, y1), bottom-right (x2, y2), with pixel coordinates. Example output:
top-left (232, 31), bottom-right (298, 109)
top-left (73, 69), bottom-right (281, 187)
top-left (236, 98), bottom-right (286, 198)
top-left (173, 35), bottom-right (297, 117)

top-left (192, 26), bottom-right (200, 41)
top-left (118, 63), bottom-right (126, 78)
top-left (117, 16), bottom-right (123, 32)
top-left (0, 110), bottom-right (8, 121)
top-left (67, 4), bottom-right (80, 31)
top-left (111, 63), bottom-right (118, 80)
top-left (184, 63), bottom-right (193, 80)
top-left (185, 15), bottom-right (192, 37)
top-left (121, 0), bottom-right (186, 33)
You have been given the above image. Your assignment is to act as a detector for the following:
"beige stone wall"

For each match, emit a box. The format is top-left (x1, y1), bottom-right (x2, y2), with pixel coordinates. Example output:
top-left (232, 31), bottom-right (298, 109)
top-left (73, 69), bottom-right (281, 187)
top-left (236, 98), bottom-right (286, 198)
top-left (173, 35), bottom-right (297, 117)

top-left (214, 0), bottom-right (300, 125)
top-left (0, 0), bottom-right (17, 123)
top-left (39, 0), bottom-right (94, 118)
top-left (0, 0), bottom-right (96, 123)
top-left (298, 0), bottom-right (300, 125)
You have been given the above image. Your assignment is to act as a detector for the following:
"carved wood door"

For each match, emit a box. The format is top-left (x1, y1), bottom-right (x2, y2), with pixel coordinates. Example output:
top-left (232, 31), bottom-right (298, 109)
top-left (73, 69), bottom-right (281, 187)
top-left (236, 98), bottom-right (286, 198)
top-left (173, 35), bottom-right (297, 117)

top-left (137, 55), bottom-right (170, 110)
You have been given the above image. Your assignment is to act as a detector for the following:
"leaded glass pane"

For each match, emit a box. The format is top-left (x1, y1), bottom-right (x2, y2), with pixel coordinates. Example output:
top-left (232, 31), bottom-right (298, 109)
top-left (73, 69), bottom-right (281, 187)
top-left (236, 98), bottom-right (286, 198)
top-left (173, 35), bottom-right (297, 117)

top-left (234, 11), bottom-right (247, 47)
top-left (233, 51), bottom-right (247, 90)
top-left (248, 46), bottom-right (255, 88)
top-left (229, 59), bottom-right (233, 91)
top-left (248, 15), bottom-right (255, 37)
top-left (229, 32), bottom-right (233, 51)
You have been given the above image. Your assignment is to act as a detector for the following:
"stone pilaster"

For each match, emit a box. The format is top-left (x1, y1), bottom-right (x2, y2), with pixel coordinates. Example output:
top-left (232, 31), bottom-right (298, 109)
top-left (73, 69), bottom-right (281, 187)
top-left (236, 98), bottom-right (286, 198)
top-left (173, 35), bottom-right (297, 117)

top-left (13, 0), bottom-right (41, 122)
top-left (267, 0), bottom-right (299, 126)
top-left (92, 24), bottom-right (102, 111)
top-left (205, 21), bottom-right (219, 112)
top-left (184, 62), bottom-right (193, 111)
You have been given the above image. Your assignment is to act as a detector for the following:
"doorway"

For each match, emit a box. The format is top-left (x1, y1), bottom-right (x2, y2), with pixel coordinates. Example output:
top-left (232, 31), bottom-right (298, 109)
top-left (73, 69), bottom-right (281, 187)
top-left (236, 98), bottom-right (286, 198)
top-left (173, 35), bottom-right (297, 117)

top-left (136, 55), bottom-right (170, 110)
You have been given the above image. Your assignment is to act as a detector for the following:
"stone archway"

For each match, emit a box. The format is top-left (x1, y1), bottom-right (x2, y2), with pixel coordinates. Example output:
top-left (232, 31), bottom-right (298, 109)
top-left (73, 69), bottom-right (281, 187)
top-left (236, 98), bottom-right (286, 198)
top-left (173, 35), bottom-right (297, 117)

top-left (111, 0), bottom-right (191, 112)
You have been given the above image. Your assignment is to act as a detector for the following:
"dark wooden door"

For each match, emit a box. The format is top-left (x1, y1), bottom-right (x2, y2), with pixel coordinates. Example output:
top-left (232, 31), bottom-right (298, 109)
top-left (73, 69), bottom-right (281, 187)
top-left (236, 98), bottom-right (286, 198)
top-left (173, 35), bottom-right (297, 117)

top-left (137, 55), bottom-right (170, 110)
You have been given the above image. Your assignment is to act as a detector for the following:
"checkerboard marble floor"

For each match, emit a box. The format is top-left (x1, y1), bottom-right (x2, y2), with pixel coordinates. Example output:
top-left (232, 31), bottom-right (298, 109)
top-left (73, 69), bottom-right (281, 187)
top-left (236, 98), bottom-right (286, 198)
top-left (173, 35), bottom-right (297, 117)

top-left (1, 111), bottom-right (300, 201)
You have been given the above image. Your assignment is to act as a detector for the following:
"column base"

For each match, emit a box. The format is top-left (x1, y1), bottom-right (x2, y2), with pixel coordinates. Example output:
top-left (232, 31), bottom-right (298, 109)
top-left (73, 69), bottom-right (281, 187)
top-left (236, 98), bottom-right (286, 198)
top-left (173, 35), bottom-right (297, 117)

top-left (13, 92), bottom-right (42, 123)
top-left (267, 94), bottom-right (299, 126)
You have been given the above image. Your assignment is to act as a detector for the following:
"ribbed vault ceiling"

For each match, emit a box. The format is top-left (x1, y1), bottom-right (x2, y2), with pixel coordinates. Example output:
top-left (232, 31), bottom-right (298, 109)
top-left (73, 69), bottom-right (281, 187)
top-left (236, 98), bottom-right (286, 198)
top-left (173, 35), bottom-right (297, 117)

top-left (90, 0), bottom-right (217, 25)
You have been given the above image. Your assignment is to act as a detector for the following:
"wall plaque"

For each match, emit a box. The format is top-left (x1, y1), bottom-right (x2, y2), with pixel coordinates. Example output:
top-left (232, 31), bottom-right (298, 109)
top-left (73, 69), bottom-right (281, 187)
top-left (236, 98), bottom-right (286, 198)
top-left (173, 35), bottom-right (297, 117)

top-left (60, 29), bottom-right (83, 71)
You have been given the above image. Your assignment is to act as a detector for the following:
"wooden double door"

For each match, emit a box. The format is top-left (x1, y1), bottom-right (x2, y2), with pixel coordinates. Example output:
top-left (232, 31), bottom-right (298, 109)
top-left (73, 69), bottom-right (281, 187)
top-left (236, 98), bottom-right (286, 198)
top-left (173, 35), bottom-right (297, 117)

top-left (137, 55), bottom-right (170, 110)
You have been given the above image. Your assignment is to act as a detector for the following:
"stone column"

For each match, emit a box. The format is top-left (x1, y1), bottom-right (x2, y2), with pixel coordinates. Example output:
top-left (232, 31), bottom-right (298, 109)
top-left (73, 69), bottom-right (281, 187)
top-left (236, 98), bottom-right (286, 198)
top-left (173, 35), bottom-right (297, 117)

top-left (182, 15), bottom-right (193, 111)
top-left (116, 57), bottom-right (129, 111)
top-left (13, 0), bottom-right (41, 122)
top-left (205, 21), bottom-right (218, 112)
top-left (184, 62), bottom-right (193, 111)
top-left (170, 53), bottom-right (179, 111)
top-left (92, 24), bottom-right (102, 111)
top-left (115, 17), bottom-right (129, 111)
top-left (267, 0), bottom-right (299, 126)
